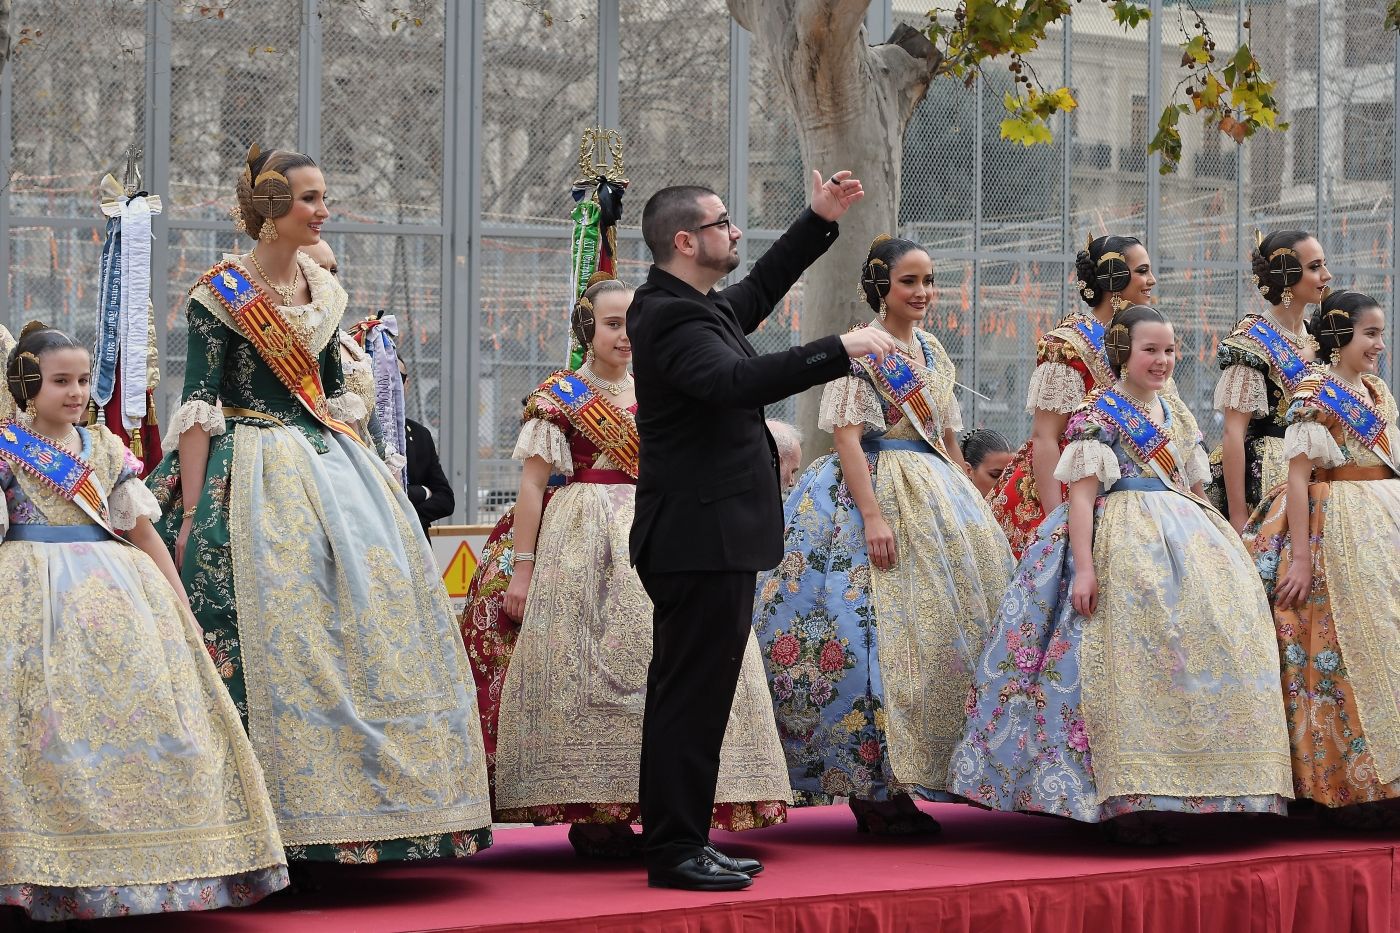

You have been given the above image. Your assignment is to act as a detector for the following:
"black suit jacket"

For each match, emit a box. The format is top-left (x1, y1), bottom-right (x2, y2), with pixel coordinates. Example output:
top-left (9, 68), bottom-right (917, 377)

top-left (404, 417), bottom-right (454, 532)
top-left (628, 209), bottom-right (851, 573)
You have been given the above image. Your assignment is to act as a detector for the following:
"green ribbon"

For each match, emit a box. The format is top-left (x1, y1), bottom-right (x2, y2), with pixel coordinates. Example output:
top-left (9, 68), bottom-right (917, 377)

top-left (568, 198), bottom-right (602, 368)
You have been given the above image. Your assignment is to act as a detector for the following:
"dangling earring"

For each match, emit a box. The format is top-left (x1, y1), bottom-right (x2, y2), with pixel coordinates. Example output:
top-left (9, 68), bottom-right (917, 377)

top-left (878, 298), bottom-right (888, 322)
top-left (1329, 347), bottom-right (1342, 367)
top-left (1109, 292), bottom-right (1127, 314)
top-left (22, 398), bottom-right (35, 423)
top-left (258, 219), bottom-right (279, 242)
top-left (1281, 286), bottom-right (1293, 309)
top-left (584, 346), bottom-right (595, 364)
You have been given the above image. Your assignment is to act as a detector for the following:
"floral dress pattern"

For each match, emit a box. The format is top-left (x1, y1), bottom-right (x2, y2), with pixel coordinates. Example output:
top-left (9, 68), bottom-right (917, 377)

top-left (0, 425), bottom-right (287, 920)
top-left (146, 255), bottom-right (492, 863)
top-left (949, 389), bottom-right (1293, 821)
top-left (1245, 374), bottom-right (1400, 807)
top-left (466, 374), bottom-right (789, 830)
top-left (754, 328), bottom-right (1013, 804)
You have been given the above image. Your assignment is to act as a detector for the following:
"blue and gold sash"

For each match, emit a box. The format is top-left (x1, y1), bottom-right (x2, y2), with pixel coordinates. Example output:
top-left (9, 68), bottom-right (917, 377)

top-left (1093, 389), bottom-right (1181, 482)
top-left (1069, 316), bottom-right (1108, 371)
top-left (852, 330), bottom-right (945, 457)
top-left (540, 370), bottom-right (639, 479)
top-left (1049, 313), bottom-right (1113, 386)
top-left (1298, 373), bottom-right (1397, 473)
top-left (0, 420), bottom-right (120, 540)
top-left (1239, 318), bottom-right (1310, 391)
top-left (200, 261), bottom-right (364, 445)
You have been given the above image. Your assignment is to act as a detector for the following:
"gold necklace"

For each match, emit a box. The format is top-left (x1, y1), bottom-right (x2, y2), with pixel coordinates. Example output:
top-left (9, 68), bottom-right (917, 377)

top-left (1264, 308), bottom-right (1320, 354)
top-left (248, 249), bottom-right (302, 306)
top-left (1116, 384), bottom-right (1162, 419)
top-left (579, 362), bottom-right (633, 397)
top-left (32, 423), bottom-right (78, 452)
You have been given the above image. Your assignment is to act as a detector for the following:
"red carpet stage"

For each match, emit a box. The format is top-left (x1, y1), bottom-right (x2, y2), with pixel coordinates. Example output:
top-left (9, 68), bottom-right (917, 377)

top-left (43, 803), bottom-right (1400, 932)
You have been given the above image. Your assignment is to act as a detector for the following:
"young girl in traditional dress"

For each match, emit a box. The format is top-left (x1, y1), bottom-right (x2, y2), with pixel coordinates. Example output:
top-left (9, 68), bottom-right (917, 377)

top-left (989, 235), bottom-right (1157, 558)
top-left (147, 145), bottom-right (492, 865)
top-left (960, 428), bottom-right (1014, 498)
top-left (1209, 230), bottom-right (1329, 531)
top-left (949, 304), bottom-right (1293, 844)
top-left (474, 278), bottom-right (790, 858)
top-left (0, 323), bottom-right (287, 921)
top-left (752, 235), bottom-right (1013, 835)
top-left (1246, 289), bottom-right (1400, 827)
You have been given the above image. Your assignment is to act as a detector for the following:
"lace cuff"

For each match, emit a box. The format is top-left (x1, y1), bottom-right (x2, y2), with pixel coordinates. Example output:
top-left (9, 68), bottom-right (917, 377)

top-left (818, 376), bottom-right (884, 433)
top-left (1283, 421), bottom-right (1345, 467)
top-left (384, 451), bottom-right (407, 474)
top-left (328, 391), bottom-right (368, 425)
top-left (1185, 444), bottom-right (1211, 489)
top-left (512, 418), bottom-right (573, 475)
top-left (162, 399), bottom-right (226, 449)
top-left (1054, 439), bottom-right (1121, 486)
top-left (1025, 360), bottom-right (1087, 414)
top-left (108, 476), bottom-right (163, 531)
top-left (1213, 365), bottom-right (1268, 415)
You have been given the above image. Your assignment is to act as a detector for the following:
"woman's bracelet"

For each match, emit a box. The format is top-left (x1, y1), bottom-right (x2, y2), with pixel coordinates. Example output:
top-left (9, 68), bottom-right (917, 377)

top-left (512, 552), bottom-right (536, 564)
top-left (182, 506), bottom-right (197, 520)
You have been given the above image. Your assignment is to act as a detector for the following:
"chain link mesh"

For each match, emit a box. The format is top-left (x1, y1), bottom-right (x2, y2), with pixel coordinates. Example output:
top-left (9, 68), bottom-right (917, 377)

top-left (4, 0), bottom-right (1399, 511)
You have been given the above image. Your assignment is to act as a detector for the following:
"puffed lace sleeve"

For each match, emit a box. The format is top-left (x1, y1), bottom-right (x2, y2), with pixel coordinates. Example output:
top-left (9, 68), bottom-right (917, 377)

top-left (1024, 360), bottom-right (1088, 414)
top-left (108, 446), bottom-right (162, 531)
top-left (327, 390), bottom-right (369, 425)
top-left (1054, 410), bottom-right (1120, 486)
top-left (818, 374), bottom-right (885, 434)
top-left (1282, 420), bottom-right (1345, 468)
top-left (1213, 364), bottom-right (1269, 416)
top-left (512, 394), bottom-right (573, 475)
top-left (163, 299), bottom-right (228, 448)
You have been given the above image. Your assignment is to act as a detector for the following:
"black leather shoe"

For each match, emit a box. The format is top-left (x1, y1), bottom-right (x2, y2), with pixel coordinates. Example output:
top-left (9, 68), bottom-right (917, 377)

top-left (705, 845), bottom-right (763, 876)
top-left (647, 854), bottom-right (753, 891)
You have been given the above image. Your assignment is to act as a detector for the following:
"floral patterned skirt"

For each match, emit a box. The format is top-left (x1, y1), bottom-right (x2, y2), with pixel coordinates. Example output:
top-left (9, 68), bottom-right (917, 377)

top-left (948, 494), bottom-right (1291, 821)
top-left (462, 486), bottom-right (787, 830)
top-left (988, 438), bottom-right (1065, 561)
top-left (754, 448), bottom-right (1011, 804)
top-left (146, 425), bottom-right (492, 862)
top-left (1246, 478), bottom-right (1400, 807)
top-left (1205, 433), bottom-right (1288, 519)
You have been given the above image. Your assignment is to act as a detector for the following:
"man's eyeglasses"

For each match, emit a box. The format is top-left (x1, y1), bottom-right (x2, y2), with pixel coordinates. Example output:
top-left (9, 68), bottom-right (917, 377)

top-left (689, 216), bottom-right (731, 234)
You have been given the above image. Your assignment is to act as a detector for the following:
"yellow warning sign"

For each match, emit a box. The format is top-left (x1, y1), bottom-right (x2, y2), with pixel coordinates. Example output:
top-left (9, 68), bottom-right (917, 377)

top-left (442, 541), bottom-right (478, 598)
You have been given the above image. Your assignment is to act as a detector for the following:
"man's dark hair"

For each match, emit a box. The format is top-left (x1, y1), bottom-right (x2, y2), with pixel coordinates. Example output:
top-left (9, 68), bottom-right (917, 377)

top-left (642, 185), bottom-right (717, 263)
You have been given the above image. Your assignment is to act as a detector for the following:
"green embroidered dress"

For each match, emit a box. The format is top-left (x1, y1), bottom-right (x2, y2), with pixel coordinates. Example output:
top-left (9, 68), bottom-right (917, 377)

top-left (147, 254), bottom-right (492, 863)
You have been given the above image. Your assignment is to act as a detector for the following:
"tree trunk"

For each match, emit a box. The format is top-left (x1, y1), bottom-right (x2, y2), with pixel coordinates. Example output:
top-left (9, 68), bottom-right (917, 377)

top-left (729, 0), bottom-right (939, 464)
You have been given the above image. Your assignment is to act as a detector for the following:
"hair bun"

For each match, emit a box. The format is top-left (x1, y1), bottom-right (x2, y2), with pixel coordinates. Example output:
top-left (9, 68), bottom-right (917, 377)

top-left (19, 321), bottom-right (50, 339)
top-left (868, 233), bottom-right (893, 251)
top-left (585, 270), bottom-right (615, 287)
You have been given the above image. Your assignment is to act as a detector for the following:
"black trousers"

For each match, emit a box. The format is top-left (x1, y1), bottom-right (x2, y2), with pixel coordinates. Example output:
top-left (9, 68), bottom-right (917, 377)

top-left (636, 568), bottom-right (756, 870)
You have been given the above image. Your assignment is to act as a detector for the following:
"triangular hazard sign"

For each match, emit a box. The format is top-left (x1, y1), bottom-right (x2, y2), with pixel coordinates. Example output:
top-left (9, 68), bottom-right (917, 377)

top-left (442, 541), bottom-right (478, 598)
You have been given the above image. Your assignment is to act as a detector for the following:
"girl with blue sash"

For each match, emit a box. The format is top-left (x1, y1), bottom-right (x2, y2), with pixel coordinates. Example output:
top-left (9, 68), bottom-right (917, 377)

top-left (468, 278), bottom-right (790, 859)
top-left (949, 305), bottom-right (1292, 845)
top-left (1246, 290), bottom-right (1400, 826)
top-left (1210, 230), bottom-right (1329, 531)
top-left (0, 324), bottom-right (286, 920)
top-left (752, 235), bottom-right (1013, 835)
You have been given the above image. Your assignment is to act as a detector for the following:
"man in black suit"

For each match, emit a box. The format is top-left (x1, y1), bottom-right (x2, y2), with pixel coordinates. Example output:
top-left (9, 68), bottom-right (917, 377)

top-left (629, 171), bottom-right (898, 891)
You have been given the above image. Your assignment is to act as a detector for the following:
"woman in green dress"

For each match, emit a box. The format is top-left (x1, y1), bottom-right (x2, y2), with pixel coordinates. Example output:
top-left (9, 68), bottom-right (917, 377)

top-left (147, 145), bottom-right (493, 864)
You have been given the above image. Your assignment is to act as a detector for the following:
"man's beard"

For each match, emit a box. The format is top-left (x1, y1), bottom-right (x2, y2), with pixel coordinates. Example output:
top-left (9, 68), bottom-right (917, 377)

top-left (698, 240), bottom-right (740, 275)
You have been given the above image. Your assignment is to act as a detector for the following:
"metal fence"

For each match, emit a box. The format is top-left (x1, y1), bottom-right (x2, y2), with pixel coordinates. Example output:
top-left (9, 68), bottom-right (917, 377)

top-left (3, 0), bottom-right (1395, 520)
